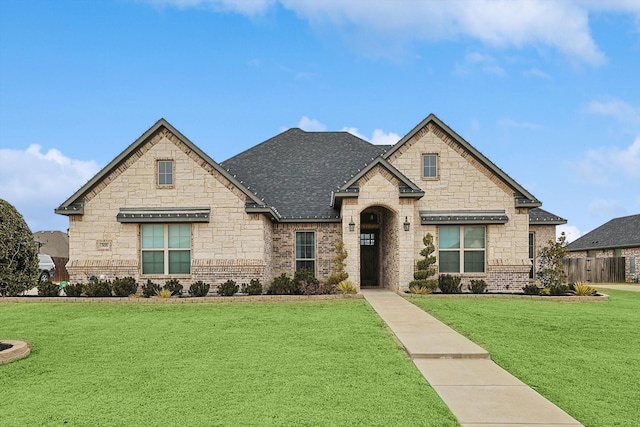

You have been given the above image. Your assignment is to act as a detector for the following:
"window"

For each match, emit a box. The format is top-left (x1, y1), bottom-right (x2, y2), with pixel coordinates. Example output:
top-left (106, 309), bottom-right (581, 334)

top-left (587, 250), bottom-right (597, 258)
top-left (631, 257), bottom-right (636, 274)
top-left (296, 231), bottom-right (315, 272)
top-left (529, 232), bottom-right (535, 279)
top-left (438, 225), bottom-right (485, 273)
top-left (422, 154), bottom-right (438, 178)
top-left (157, 160), bottom-right (174, 186)
top-left (141, 224), bottom-right (191, 274)
top-left (360, 233), bottom-right (376, 246)
top-left (614, 248), bottom-right (622, 257)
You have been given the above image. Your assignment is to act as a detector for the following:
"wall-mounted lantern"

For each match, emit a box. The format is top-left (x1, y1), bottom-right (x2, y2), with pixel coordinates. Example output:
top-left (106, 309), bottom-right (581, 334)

top-left (403, 216), bottom-right (410, 231)
top-left (349, 217), bottom-right (355, 232)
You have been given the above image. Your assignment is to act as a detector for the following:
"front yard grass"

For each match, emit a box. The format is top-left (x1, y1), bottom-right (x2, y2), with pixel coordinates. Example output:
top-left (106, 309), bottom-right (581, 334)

top-left (407, 289), bottom-right (640, 427)
top-left (0, 299), bottom-right (459, 426)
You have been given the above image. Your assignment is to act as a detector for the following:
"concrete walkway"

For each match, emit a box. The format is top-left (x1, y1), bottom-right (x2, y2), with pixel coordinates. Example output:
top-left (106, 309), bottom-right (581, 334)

top-left (594, 283), bottom-right (640, 292)
top-left (362, 289), bottom-right (582, 427)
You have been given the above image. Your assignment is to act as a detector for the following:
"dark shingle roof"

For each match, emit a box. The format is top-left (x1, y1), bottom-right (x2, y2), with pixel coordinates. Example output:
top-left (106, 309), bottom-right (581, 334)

top-left (221, 129), bottom-right (388, 220)
top-left (566, 214), bottom-right (640, 251)
top-left (529, 208), bottom-right (567, 225)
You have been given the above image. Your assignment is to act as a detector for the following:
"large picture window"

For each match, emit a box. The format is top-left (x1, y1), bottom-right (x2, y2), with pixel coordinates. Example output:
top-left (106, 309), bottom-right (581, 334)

top-left (438, 225), bottom-right (485, 273)
top-left (295, 231), bottom-right (315, 272)
top-left (142, 224), bottom-right (191, 274)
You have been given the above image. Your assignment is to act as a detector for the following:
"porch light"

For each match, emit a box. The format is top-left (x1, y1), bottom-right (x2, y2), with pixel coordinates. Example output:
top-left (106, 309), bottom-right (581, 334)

top-left (349, 217), bottom-right (355, 232)
top-left (403, 216), bottom-right (410, 231)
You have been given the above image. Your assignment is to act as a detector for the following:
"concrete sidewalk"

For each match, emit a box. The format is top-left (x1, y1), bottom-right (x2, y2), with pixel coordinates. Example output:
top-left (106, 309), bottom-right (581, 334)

top-left (362, 289), bottom-right (582, 427)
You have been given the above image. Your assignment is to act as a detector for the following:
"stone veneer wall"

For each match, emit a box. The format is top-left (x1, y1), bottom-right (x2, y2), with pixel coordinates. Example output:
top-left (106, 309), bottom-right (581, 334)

top-left (271, 222), bottom-right (342, 282)
top-left (66, 128), bottom-right (269, 289)
top-left (386, 121), bottom-right (533, 292)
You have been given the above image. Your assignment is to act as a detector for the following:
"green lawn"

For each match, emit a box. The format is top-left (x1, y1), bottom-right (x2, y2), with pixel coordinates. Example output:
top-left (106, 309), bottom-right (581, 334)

top-left (406, 289), bottom-right (640, 427)
top-left (0, 300), bottom-right (459, 426)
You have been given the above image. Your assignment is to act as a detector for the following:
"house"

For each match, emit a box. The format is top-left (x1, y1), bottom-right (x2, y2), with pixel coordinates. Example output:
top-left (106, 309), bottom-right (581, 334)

top-left (565, 214), bottom-right (640, 283)
top-left (55, 114), bottom-right (565, 292)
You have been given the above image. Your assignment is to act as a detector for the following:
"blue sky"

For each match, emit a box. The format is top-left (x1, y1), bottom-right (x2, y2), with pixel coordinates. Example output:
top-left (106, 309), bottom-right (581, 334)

top-left (1, 0), bottom-right (639, 242)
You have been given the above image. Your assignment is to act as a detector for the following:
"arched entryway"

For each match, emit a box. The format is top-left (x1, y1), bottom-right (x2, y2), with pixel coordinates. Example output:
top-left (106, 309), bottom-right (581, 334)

top-left (359, 206), bottom-right (399, 289)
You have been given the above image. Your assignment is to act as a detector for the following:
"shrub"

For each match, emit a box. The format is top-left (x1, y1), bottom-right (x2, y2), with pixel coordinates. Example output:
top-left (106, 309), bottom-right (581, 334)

top-left (438, 274), bottom-right (462, 294)
top-left (85, 279), bottom-right (112, 297)
top-left (163, 279), bottom-right (183, 296)
top-left (156, 288), bottom-right (172, 298)
top-left (409, 285), bottom-right (432, 295)
top-left (327, 239), bottom-right (349, 285)
top-left (112, 276), bottom-right (138, 297)
top-left (549, 283), bottom-right (570, 296)
top-left (266, 273), bottom-right (298, 295)
top-left (241, 279), bottom-right (262, 295)
top-left (537, 232), bottom-right (568, 290)
top-left (571, 282), bottom-right (596, 296)
top-left (522, 283), bottom-right (542, 295)
top-left (64, 283), bottom-right (84, 297)
top-left (142, 279), bottom-right (161, 298)
top-left (336, 280), bottom-right (357, 294)
top-left (468, 279), bottom-right (488, 294)
top-left (0, 199), bottom-right (38, 296)
top-left (37, 280), bottom-right (60, 297)
top-left (409, 233), bottom-right (437, 292)
top-left (294, 268), bottom-right (318, 295)
top-left (217, 280), bottom-right (238, 296)
top-left (188, 280), bottom-right (210, 297)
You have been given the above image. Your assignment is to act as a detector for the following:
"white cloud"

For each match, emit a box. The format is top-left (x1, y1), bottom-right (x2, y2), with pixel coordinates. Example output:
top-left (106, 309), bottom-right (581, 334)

top-left (139, 0), bottom-right (640, 65)
top-left (585, 99), bottom-right (640, 126)
top-left (455, 52), bottom-right (506, 76)
top-left (574, 135), bottom-right (640, 183)
top-left (557, 224), bottom-right (581, 243)
top-left (142, 0), bottom-right (273, 15)
top-left (295, 117), bottom-right (400, 145)
top-left (587, 199), bottom-right (627, 218)
top-left (0, 145), bottom-right (100, 232)
top-left (523, 68), bottom-right (551, 79)
top-left (342, 127), bottom-right (399, 145)
top-left (297, 116), bottom-right (327, 131)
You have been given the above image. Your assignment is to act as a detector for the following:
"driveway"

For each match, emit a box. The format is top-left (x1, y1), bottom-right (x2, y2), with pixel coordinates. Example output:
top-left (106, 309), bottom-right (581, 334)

top-left (594, 283), bottom-right (640, 292)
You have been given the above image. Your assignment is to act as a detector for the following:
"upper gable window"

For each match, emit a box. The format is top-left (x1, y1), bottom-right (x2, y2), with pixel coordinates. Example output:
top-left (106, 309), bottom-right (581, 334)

top-left (157, 160), bottom-right (174, 187)
top-left (422, 154), bottom-right (438, 178)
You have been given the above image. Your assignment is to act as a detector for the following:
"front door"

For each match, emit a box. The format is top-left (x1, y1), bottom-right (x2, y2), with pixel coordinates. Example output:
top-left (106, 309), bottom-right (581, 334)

top-left (360, 230), bottom-right (379, 286)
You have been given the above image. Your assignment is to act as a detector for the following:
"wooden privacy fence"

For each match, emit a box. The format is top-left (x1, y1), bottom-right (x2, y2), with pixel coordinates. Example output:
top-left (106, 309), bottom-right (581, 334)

top-left (563, 257), bottom-right (625, 283)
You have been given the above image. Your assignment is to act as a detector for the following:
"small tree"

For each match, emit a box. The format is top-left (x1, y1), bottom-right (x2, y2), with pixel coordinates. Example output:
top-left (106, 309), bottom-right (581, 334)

top-left (537, 232), bottom-right (568, 294)
top-left (409, 233), bottom-right (438, 292)
top-left (327, 239), bottom-right (348, 285)
top-left (0, 199), bottom-right (38, 296)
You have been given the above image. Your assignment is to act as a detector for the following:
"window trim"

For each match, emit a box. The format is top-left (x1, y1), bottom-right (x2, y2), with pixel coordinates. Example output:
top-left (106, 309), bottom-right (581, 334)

top-left (295, 231), bottom-right (316, 274)
top-left (157, 159), bottom-right (175, 188)
top-left (438, 225), bottom-right (486, 274)
top-left (141, 223), bottom-right (191, 275)
top-left (422, 153), bottom-right (439, 179)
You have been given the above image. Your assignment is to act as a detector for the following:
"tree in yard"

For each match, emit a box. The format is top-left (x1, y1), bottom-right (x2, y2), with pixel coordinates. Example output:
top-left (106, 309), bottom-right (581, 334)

top-left (537, 232), bottom-right (568, 294)
top-left (327, 239), bottom-right (348, 285)
top-left (409, 233), bottom-right (438, 293)
top-left (0, 199), bottom-right (39, 296)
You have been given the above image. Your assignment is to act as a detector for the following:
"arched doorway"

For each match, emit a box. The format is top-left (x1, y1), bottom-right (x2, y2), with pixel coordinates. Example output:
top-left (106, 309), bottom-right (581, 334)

top-left (359, 206), bottom-right (399, 289)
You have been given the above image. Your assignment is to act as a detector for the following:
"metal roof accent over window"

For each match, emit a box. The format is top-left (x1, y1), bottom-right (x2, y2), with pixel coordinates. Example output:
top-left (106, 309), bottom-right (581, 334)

top-left (117, 207), bottom-right (210, 223)
top-left (420, 210), bottom-right (509, 225)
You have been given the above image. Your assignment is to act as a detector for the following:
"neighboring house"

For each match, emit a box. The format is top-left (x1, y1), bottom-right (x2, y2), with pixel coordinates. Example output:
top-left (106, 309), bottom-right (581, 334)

top-left (33, 230), bottom-right (70, 282)
top-left (56, 114), bottom-right (565, 291)
top-left (566, 214), bottom-right (640, 283)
